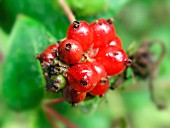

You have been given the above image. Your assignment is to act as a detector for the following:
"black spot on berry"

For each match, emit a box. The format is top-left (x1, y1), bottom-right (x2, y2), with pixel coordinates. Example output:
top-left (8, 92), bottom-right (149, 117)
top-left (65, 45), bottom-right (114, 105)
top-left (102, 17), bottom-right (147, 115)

top-left (73, 21), bottom-right (80, 29)
top-left (65, 43), bottom-right (71, 51)
top-left (80, 79), bottom-right (88, 86)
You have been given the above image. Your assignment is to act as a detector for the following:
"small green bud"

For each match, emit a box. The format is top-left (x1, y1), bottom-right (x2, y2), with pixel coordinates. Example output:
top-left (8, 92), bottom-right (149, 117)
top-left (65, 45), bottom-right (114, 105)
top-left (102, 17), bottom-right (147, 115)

top-left (50, 74), bottom-right (67, 92)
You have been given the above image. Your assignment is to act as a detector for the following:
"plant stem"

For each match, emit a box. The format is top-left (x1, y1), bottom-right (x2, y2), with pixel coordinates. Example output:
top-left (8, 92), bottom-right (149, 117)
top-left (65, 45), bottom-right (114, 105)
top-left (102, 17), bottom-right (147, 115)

top-left (45, 110), bottom-right (58, 128)
top-left (58, 0), bottom-right (76, 23)
top-left (45, 98), bottom-right (65, 106)
top-left (152, 40), bottom-right (166, 68)
top-left (148, 40), bottom-right (166, 109)
top-left (43, 98), bottom-right (78, 128)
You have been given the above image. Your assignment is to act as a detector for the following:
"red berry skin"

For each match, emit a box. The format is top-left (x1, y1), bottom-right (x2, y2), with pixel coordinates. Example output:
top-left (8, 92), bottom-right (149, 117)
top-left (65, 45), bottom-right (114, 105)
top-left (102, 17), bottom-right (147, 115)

top-left (67, 21), bottom-right (93, 52)
top-left (39, 43), bottom-right (58, 63)
top-left (89, 77), bottom-right (109, 96)
top-left (46, 43), bottom-right (59, 54)
top-left (107, 35), bottom-right (122, 48)
top-left (62, 85), bottom-right (86, 103)
top-left (90, 19), bottom-right (116, 49)
top-left (58, 39), bottom-right (83, 65)
top-left (67, 62), bottom-right (98, 92)
top-left (39, 50), bottom-right (55, 63)
top-left (95, 46), bottom-right (128, 76)
top-left (92, 61), bottom-right (107, 82)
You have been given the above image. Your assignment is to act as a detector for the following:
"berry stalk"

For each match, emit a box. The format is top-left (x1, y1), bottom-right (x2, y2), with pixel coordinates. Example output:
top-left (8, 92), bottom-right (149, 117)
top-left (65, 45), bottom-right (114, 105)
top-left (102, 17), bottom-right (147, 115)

top-left (58, 0), bottom-right (76, 23)
top-left (43, 98), bottom-right (78, 128)
top-left (45, 111), bottom-right (58, 128)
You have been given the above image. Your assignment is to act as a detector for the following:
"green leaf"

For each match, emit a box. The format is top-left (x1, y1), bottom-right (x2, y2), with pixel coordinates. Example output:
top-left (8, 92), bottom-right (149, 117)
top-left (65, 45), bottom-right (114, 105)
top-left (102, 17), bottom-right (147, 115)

top-left (0, 28), bottom-right (8, 86)
top-left (2, 15), bottom-right (56, 111)
top-left (1, 0), bottom-right (69, 39)
top-left (1, 0), bottom-right (131, 37)
top-left (0, 28), bottom-right (10, 128)
top-left (0, 28), bottom-right (8, 56)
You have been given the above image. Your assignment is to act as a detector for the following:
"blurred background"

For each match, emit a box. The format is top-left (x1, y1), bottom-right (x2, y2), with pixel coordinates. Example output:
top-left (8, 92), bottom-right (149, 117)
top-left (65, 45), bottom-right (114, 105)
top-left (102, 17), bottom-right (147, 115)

top-left (0, 0), bottom-right (170, 128)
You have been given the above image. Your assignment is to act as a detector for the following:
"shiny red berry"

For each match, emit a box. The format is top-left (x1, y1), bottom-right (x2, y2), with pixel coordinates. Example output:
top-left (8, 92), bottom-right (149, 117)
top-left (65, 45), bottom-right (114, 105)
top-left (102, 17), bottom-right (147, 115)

top-left (58, 39), bottom-right (83, 64)
top-left (92, 61), bottom-right (107, 82)
top-left (90, 19), bottom-right (116, 48)
top-left (67, 21), bottom-right (93, 52)
top-left (45, 43), bottom-right (59, 54)
top-left (107, 35), bottom-right (122, 48)
top-left (95, 46), bottom-right (128, 76)
top-left (67, 62), bottom-right (98, 92)
top-left (38, 44), bottom-right (58, 63)
top-left (62, 85), bottom-right (86, 103)
top-left (39, 51), bottom-right (55, 63)
top-left (89, 77), bottom-right (109, 96)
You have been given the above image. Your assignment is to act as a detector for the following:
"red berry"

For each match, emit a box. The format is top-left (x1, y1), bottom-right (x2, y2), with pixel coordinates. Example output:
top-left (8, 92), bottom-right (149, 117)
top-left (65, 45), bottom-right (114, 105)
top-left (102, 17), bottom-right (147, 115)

top-left (67, 62), bottom-right (98, 92)
top-left (67, 21), bottom-right (93, 52)
top-left (95, 46), bottom-right (128, 76)
top-left (107, 35), bottom-right (122, 48)
top-left (90, 19), bottom-right (116, 48)
top-left (39, 44), bottom-right (58, 63)
top-left (89, 77), bottom-right (109, 96)
top-left (92, 61), bottom-right (107, 82)
top-left (62, 85), bottom-right (86, 103)
top-left (58, 39), bottom-right (83, 64)
top-left (39, 51), bottom-right (55, 63)
top-left (45, 43), bottom-right (59, 54)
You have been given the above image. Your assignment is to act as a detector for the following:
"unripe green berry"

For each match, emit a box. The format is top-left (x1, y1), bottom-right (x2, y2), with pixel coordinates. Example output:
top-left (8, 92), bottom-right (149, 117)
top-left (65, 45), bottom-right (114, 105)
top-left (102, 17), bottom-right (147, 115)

top-left (50, 74), bottom-right (67, 92)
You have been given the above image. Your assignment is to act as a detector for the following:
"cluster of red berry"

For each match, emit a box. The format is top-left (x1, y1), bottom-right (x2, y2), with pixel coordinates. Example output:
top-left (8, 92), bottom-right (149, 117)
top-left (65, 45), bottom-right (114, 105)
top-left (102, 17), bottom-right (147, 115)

top-left (37, 19), bottom-right (131, 106)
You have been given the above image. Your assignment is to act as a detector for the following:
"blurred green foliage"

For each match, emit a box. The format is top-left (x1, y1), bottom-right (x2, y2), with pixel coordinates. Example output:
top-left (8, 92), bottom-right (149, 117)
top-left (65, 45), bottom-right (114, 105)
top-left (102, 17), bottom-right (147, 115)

top-left (2, 16), bottom-right (56, 111)
top-left (0, 0), bottom-right (170, 128)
